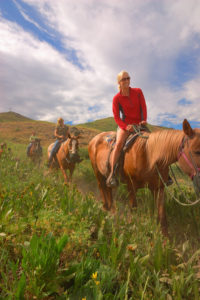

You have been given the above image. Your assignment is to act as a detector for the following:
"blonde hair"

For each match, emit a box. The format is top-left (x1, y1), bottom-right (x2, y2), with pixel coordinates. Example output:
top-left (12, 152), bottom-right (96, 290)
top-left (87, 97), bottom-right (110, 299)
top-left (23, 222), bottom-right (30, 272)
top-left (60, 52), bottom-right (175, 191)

top-left (57, 117), bottom-right (64, 125)
top-left (117, 70), bottom-right (130, 91)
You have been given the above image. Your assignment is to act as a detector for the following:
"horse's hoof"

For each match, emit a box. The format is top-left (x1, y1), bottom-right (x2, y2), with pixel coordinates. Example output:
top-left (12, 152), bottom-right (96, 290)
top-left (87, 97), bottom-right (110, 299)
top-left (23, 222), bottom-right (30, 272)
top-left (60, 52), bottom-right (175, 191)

top-left (102, 205), bottom-right (108, 211)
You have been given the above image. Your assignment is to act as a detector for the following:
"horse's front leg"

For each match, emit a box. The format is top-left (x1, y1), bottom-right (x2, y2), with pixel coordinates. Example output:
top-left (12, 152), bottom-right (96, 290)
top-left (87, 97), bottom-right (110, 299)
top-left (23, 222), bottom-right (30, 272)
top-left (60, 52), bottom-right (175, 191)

top-left (60, 167), bottom-right (68, 184)
top-left (69, 164), bottom-right (75, 182)
top-left (95, 171), bottom-right (114, 211)
top-left (57, 160), bottom-right (68, 184)
top-left (126, 177), bottom-right (137, 208)
top-left (155, 188), bottom-right (168, 237)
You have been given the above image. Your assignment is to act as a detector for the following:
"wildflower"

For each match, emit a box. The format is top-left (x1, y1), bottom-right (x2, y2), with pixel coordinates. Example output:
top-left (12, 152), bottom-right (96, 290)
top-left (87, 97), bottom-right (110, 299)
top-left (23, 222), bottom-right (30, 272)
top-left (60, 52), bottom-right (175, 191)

top-left (127, 244), bottom-right (137, 252)
top-left (82, 297), bottom-right (86, 300)
top-left (95, 281), bottom-right (100, 285)
top-left (92, 271), bottom-right (97, 279)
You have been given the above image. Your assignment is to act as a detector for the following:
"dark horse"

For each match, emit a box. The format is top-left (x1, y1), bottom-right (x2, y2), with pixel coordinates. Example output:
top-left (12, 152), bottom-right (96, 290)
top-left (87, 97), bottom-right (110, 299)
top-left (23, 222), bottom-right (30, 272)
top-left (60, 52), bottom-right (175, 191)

top-left (28, 139), bottom-right (43, 165)
top-left (88, 119), bottom-right (200, 236)
top-left (47, 136), bottom-right (81, 184)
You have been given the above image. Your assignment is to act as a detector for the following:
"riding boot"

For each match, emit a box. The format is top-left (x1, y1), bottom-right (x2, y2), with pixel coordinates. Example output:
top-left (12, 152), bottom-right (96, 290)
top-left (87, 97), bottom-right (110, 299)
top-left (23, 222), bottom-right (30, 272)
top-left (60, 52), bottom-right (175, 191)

top-left (106, 173), bottom-right (118, 187)
top-left (47, 153), bottom-right (54, 168)
top-left (106, 165), bottom-right (119, 188)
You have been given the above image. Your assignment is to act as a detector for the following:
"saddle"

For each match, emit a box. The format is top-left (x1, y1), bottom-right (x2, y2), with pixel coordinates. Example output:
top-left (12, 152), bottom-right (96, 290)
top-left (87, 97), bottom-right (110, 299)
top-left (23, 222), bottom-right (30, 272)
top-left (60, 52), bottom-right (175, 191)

top-left (105, 125), bottom-right (149, 176)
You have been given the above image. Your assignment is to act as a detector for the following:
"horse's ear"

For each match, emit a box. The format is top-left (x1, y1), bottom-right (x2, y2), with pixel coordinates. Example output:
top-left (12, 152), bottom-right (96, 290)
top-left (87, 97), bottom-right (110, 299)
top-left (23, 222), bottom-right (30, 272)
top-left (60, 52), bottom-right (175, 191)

top-left (183, 119), bottom-right (194, 138)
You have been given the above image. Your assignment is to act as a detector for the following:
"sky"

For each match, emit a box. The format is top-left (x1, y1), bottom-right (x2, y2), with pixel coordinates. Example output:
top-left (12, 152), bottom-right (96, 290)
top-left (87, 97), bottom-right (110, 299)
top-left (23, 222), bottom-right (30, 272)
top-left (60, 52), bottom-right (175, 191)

top-left (0, 0), bottom-right (200, 129)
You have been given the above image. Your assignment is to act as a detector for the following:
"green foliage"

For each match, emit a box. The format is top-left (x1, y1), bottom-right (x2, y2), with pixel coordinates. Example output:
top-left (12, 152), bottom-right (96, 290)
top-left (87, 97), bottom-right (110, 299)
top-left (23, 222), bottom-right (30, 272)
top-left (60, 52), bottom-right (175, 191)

top-left (21, 233), bottom-right (68, 297)
top-left (0, 145), bottom-right (200, 299)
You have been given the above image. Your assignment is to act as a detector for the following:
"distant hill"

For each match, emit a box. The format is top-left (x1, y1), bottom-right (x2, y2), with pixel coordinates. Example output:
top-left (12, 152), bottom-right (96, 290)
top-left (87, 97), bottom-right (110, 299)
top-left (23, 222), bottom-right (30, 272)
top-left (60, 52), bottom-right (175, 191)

top-left (78, 117), bottom-right (165, 132)
top-left (0, 112), bottom-right (99, 146)
top-left (0, 111), bottom-right (34, 122)
top-left (78, 117), bottom-right (117, 132)
top-left (0, 111), bottom-right (165, 146)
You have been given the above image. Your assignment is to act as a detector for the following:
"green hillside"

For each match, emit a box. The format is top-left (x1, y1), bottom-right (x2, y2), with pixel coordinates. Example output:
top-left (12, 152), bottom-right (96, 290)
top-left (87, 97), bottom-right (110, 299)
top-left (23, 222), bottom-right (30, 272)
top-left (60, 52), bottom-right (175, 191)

top-left (0, 111), bottom-right (165, 135)
top-left (78, 117), bottom-right (118, 132)
top-left (78, 117), bottom-right (165, 132)
top-left (0, 111), bottom-right (33, 122)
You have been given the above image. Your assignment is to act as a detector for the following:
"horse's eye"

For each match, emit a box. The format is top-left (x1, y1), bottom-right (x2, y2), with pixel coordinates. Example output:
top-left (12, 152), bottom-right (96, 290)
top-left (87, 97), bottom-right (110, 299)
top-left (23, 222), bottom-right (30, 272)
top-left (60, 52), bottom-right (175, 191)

top-left (194, 151), bottom-right (200, 155)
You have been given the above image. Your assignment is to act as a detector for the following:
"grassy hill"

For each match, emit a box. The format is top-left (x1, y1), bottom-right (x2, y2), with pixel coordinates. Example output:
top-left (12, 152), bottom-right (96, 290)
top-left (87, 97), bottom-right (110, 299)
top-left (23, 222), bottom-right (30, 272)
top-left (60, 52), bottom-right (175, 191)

top-left (0, 111), bottom-right (165, 146)
top-left (78, 116), bottom-right (165, 132)
top-left (78, 117), bottom-right (118, 132)
top-left (0, 111), bottom-right (33, 122)
top-left (0, 112), bottom-right (99, 146)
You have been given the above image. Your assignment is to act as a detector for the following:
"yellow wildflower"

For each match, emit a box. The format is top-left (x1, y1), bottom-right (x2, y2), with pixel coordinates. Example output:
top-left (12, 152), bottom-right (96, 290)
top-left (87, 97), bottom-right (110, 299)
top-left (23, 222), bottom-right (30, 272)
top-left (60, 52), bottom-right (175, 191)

top-left (82, 297), bottom-right (86, 300)
top-left (95, 281), bottom-right (100, 285)
top-left (92, 271), bottom-right (97, 279)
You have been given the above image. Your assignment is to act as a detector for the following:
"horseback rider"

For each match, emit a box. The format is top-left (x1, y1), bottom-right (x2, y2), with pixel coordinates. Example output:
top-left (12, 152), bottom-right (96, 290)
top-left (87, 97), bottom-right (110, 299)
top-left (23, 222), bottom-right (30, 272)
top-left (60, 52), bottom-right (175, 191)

top-left (47, 117), bottom-right (70, 167)
top-left (106, 70), bottom-right (147, 187)
top-left (27, 131), bottom-right (40, 157)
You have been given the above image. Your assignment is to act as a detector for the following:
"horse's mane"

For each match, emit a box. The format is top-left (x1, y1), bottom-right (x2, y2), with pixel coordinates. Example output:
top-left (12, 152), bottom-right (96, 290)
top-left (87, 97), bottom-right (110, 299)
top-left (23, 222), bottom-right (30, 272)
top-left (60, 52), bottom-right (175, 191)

top-left (136, 129), bottom-right (184, 170)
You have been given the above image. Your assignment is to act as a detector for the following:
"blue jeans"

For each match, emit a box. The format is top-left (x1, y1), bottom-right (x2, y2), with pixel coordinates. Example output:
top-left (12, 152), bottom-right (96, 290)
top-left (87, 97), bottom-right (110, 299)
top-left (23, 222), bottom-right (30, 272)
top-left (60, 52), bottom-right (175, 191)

top-left (49, 140), bottom-right (61, 162)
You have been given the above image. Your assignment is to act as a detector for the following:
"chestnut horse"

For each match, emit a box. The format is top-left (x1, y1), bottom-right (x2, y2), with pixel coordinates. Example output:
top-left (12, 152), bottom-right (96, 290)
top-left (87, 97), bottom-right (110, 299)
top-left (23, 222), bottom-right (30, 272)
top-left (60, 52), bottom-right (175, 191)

top-left (47, 137), bottom-right (80, 184)
top-left (88, 119), bottom-right (200, 236)
top-left (29, 139), bottom-right (42, 165)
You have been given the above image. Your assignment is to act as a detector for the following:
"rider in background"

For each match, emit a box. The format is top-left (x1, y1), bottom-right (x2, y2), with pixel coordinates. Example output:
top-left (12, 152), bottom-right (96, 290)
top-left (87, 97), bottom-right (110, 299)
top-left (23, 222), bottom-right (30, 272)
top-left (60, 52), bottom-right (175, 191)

top-left (47, 117), bottom-right (70, 167)
top-left (106, 70), bottom-right (147, 187)
top-left (27, 131), bottom-right (39, 157)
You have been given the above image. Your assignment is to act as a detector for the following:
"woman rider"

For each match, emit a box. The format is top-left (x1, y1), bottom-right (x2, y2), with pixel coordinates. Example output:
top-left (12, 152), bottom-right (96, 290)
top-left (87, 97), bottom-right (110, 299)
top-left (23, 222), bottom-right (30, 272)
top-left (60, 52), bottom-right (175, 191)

top-left (106, 70), bottom-right (147, 187)
top-left (47, 117), bottom-right (70, 167)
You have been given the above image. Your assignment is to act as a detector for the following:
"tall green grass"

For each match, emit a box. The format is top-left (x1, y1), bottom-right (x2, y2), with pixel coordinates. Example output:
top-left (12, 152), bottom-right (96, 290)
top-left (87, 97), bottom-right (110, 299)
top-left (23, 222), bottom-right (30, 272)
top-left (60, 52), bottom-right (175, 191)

top-left (0, 143), bottom-right (200, 299)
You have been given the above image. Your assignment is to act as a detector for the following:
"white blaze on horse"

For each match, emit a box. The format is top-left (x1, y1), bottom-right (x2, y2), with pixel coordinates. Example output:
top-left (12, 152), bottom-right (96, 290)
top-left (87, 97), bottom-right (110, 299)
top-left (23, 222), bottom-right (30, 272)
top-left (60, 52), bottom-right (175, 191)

top-left (88, 119), bottom-right (200, 236)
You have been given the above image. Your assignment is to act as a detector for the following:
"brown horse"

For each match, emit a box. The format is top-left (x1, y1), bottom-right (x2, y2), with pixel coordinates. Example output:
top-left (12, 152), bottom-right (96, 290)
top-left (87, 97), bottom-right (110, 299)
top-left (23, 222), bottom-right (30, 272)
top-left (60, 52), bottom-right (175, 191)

top-left (29, 139), bottom-right (43, 165)
top-left (47, 137), bottom-right (80, 184)
top-left (88, 119), bottom-right (200, 236)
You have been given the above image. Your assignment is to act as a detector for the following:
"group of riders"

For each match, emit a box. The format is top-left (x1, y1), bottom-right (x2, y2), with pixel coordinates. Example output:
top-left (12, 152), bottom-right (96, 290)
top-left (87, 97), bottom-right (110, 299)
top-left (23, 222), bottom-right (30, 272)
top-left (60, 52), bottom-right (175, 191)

top-left (27, 117), bottom-right (82, 167)
top-left (27, 70), bottom-right (171, 186)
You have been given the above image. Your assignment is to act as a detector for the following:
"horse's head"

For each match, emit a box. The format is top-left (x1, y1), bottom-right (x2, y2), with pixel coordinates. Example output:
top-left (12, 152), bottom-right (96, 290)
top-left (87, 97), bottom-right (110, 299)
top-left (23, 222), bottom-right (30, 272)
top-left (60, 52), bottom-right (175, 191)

top-left (30, 139), bottom-right (42, 158)
top-left (69, 137), bottom-right (79, 154)
top-left (178, 119), bottom-right (200, 194)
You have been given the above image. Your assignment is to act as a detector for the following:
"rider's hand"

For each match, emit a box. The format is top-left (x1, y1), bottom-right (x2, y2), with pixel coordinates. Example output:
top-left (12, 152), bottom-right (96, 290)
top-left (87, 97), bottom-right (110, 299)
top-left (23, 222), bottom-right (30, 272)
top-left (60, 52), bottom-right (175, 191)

top-left (126, 125), bottom-right (134, 132)
top-left (139, 121), bottom-right (147, 125)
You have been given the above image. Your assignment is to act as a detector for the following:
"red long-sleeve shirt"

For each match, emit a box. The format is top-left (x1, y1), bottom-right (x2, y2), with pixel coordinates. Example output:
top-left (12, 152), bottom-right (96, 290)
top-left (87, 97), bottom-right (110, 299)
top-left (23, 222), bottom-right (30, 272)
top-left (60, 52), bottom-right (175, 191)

top-left (112, 87), bottom-right (147, 130)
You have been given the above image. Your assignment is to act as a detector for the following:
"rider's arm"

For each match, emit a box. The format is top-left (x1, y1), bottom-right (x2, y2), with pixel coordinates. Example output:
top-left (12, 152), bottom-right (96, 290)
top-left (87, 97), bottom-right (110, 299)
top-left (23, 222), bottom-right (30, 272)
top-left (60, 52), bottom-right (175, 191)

top-left (30, 135), bottom-right (34, 142)
top-left (54, 128), bottom-right (63, 139)
top-left (138, 88), bottom-right (147, 123)
top-left (112, 96), bottom-right (127, 130)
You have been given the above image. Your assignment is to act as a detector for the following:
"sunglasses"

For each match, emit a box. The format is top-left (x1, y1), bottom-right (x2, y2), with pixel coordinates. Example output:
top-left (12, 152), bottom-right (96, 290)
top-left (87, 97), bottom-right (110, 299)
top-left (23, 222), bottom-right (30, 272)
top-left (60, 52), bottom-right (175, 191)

top-left (120, 77), bottom-right (130, 82)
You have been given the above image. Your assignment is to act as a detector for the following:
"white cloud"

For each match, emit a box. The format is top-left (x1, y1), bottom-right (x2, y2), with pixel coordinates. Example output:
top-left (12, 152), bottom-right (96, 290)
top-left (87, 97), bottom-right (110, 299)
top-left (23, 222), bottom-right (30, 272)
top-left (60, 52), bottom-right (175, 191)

top-left (0, 0), bottom-right (200, 126)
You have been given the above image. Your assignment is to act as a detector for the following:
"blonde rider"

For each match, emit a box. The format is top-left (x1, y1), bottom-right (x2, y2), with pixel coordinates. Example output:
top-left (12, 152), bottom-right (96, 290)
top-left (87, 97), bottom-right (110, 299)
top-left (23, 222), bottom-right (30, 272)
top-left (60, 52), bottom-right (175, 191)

top-left (106, 70), bottom-right (147, 187)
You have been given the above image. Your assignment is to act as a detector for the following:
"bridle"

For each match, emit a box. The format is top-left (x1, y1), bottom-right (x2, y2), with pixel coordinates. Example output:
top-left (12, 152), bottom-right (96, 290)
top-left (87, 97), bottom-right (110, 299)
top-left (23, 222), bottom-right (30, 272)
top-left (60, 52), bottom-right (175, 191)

top-left (178, 136), bottom-right (200, 180)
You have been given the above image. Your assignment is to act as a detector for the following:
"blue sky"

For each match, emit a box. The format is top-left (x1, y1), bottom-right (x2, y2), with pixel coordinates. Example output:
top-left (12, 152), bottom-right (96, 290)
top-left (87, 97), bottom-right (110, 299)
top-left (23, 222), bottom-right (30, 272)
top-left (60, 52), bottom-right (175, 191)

top-left (0, 0), bottom-right (200, 129)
